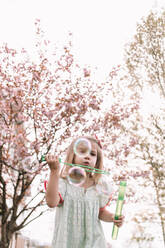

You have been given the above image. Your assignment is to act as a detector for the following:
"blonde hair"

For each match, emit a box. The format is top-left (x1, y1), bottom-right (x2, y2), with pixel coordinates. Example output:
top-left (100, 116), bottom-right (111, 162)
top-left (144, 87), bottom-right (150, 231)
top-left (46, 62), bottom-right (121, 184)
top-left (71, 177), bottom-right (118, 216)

top-left (60, 136), bottom-right (104, 184)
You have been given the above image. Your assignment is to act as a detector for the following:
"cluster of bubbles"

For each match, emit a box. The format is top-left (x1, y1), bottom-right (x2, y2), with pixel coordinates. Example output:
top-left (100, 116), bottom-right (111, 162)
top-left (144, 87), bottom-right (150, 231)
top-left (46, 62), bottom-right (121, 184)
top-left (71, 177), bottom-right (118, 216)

top-left (67, 138), bottom-right (91, 186)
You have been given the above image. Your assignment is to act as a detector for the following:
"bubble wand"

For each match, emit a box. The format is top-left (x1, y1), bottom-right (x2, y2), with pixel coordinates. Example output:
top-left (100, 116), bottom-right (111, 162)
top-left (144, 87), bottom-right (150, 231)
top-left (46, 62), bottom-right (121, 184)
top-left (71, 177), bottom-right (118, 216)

top-left (112, 181), bottom-right (127, 240)
top-left (41, 155), bottom-right (110, 175)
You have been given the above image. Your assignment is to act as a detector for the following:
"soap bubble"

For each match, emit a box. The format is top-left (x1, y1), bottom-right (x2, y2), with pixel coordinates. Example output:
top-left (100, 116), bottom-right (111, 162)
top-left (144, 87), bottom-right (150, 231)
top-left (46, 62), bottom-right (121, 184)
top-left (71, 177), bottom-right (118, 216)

top-left (73, 138), bottom-right (91, 158)
top-left (68, 167), bottom-right (86, 186)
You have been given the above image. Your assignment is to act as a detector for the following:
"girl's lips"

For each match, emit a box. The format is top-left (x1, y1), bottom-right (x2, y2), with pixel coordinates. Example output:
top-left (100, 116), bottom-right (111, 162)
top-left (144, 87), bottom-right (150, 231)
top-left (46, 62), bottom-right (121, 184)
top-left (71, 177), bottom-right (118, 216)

top-left (83, 162), bottom-right (90, 166)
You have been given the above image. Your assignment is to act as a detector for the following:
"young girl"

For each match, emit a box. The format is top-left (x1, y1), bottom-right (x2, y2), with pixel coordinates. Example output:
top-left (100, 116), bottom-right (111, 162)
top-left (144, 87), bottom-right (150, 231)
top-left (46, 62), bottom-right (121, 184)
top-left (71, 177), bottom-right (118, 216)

top-left (45, 136), bottom-right (124, 248)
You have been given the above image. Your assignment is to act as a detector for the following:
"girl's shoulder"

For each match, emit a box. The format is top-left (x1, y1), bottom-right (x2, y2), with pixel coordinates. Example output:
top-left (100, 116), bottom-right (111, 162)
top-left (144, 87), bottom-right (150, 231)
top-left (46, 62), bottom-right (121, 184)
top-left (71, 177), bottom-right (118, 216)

top-left (96, 175), bottom-right (114, 196)
top-left (97, 174), bottom-right (113, 185)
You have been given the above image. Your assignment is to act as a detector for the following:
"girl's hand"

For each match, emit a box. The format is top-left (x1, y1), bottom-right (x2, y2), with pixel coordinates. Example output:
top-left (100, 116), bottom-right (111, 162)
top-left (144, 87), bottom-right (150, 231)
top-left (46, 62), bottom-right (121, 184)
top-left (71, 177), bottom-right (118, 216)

top-left (113, 215), bottom-right (125, 228)
top-left (45, 155), bottom-right (60, 173)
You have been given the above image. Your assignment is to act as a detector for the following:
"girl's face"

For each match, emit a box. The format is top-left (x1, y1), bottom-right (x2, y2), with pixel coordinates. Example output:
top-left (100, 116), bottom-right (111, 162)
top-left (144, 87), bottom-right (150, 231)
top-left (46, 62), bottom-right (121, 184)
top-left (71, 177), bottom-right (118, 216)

top-left (73, 141), bottom-right (97, 169)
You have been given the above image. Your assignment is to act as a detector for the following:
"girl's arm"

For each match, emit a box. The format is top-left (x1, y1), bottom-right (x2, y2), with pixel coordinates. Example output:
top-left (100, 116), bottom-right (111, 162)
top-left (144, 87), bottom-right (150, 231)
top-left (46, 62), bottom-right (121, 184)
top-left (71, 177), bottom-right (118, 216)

top-left (99, 208), bottom-right (124, 227)
top-left (45, 155), bottom-right (61, 208)
top-left (98, 208), bottom-right (114, 222)
top-left (46, 170), bottom-right (60, 208)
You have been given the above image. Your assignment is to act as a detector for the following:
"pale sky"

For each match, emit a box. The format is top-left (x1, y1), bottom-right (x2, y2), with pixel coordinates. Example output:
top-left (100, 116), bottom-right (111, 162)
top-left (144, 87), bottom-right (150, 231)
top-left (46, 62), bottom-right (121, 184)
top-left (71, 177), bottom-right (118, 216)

top-left (1, 0), bottom-right (165, 246)
top-left (0, 0), bottom-right (163, 78)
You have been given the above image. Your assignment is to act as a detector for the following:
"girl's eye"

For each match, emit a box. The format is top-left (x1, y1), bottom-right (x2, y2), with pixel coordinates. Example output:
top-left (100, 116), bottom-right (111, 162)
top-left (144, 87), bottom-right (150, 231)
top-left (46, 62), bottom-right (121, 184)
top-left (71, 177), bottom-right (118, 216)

top-left (91, 152), bottom-right (96, 156)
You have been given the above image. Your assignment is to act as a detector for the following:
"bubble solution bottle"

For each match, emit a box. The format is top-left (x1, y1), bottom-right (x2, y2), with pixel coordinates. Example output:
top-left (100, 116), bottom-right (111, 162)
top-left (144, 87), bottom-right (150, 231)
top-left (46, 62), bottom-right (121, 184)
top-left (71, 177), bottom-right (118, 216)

top-left (112, 181), bottom-right (127, 240)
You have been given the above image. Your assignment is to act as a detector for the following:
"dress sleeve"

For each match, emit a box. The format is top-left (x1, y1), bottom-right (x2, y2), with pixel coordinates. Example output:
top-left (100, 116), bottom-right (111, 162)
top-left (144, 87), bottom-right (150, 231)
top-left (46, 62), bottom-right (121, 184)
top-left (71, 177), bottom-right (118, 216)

top-left (96, 175), bottom-right (114, 210)
top-left (57, 178), bottom-right (67, 207)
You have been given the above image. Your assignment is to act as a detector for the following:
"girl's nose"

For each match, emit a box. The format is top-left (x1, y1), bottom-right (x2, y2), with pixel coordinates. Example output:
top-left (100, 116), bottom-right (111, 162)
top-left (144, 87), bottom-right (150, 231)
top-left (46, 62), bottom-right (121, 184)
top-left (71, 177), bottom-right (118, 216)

top-left (84, 154), bottom-right (90, 160)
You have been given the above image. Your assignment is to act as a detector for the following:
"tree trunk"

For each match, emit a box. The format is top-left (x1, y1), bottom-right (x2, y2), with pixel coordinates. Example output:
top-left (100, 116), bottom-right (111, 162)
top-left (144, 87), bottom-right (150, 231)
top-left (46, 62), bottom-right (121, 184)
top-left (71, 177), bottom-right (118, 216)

top-left (152, 170), bottom-right (165, 247)
top-left (0, 222), bottom-right (13, 248)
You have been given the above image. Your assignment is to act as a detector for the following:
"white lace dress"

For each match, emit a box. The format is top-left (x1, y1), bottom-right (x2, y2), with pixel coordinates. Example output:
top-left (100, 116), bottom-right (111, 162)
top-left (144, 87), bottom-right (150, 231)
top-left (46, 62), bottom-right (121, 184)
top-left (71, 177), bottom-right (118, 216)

top-left (51, 176), bottom-right (113, 248)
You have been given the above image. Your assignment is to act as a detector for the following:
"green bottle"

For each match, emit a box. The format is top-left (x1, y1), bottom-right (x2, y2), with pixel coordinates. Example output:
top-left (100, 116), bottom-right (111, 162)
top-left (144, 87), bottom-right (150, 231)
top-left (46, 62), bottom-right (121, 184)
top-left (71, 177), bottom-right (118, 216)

top-left (112, 181), bottom-right (127, 240)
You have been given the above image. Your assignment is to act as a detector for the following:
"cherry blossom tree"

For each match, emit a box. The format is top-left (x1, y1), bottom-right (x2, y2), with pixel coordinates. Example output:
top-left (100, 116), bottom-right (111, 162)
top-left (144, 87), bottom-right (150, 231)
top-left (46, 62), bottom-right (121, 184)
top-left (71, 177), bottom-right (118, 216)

top-left (124, 10), bottom-right (165, 97)
top-left (123, 9), bottom-right (165, 247)
top-left (0, 20), bottom-right (107, 248)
